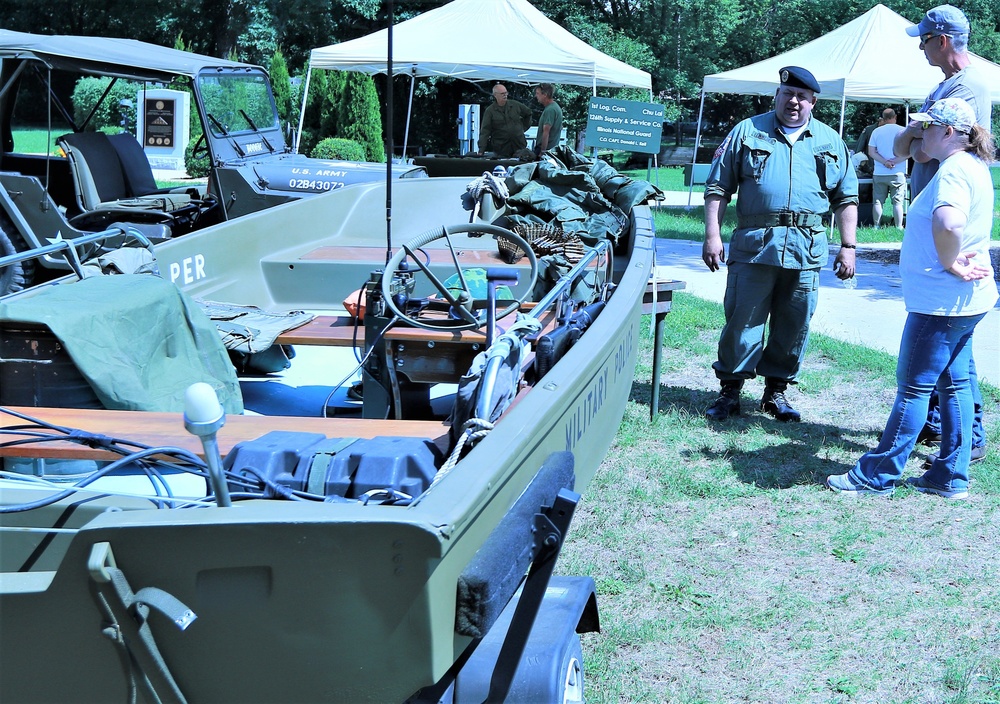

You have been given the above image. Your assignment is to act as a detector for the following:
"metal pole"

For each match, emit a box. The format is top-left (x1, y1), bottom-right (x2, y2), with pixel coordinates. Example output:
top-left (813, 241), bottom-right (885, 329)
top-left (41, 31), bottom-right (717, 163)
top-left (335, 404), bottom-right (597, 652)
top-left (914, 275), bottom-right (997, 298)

top-left (688, 90), bottom-right (707, 208)
top-left (385, 0), bottom-right (394, 264)
top-left (401, 67), bottom-right (416, 161)
top-left (294, 64), bottom-right (312, 154)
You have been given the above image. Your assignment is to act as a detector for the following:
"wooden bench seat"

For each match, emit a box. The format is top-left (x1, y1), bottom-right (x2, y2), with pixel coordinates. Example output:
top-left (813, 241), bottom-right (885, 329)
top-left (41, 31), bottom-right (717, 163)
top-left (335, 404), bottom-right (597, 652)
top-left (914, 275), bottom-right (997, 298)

top-left (275, 303), bottom-right (559, 350)
top-left (0, 407), bottom-right (446, 462)
top-left (275, 315), bottom-right (363, 347)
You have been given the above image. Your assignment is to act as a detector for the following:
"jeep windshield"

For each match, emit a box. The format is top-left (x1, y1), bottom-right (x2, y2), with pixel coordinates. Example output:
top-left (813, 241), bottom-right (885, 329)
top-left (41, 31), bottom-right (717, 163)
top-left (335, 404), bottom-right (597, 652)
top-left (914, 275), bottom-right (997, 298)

top-left (197, 69), bottom-right (284, 157)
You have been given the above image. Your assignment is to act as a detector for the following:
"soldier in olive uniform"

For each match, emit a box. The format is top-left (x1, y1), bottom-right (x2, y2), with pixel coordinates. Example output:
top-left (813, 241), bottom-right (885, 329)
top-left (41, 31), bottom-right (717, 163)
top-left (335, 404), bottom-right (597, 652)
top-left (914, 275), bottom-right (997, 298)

top-left (702, 66), bottom-right (859, 422)
top-left (478, 84), bottom-right (533, 158)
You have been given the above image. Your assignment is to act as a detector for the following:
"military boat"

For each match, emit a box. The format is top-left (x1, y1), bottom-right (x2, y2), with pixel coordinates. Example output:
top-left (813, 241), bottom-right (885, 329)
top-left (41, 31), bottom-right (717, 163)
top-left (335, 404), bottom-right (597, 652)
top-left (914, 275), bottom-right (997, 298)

top-left (0, 139), bottom-right (670, 701)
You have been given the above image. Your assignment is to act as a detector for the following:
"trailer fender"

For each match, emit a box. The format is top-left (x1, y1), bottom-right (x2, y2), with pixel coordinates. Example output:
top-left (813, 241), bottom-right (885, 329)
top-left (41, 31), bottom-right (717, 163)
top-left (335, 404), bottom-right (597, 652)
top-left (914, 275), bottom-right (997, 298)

top-left (453, 575), bottom-right (599, 703)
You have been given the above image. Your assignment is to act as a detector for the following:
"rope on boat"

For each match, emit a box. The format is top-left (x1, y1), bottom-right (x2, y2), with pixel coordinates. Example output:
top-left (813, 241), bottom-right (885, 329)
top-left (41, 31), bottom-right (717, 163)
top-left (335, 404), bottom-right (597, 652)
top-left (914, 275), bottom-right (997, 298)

top-left (465, 171), bottom-right (510, 204)
top-left (433, 417), bottom-right (495, 488)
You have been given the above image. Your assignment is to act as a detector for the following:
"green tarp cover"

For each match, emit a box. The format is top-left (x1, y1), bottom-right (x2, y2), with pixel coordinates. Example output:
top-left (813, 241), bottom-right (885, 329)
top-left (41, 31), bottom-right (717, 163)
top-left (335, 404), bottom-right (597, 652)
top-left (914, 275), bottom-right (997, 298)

top-left (0, 275), bottom-right (243, 413)
top-left (504, 146), bottom-right (662, 245)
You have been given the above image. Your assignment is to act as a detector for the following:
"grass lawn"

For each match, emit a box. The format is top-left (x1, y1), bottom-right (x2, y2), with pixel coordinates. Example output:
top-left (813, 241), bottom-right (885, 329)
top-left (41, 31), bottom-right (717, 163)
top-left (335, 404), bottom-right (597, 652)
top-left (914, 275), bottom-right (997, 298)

top-left (566, 165), bottom-right (1000, 702)
top-left (561, 295), bottom-right (1000, 703)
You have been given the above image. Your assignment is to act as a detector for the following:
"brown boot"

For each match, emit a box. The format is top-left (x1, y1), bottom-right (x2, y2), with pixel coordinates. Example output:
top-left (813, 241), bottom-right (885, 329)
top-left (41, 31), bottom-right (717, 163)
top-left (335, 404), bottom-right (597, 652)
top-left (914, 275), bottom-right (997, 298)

top-left (761, 379), bottom-right (800, 422)
top-left (706, 381), bottom-right (742, 421)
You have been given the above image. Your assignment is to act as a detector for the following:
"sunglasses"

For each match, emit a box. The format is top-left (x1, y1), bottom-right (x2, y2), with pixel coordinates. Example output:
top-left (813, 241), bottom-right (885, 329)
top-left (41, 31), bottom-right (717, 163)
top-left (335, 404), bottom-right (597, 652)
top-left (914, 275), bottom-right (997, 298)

top-left (920, 120), bottom-right (967, 134)
top-left (919, 33), bottom-right (948, 48)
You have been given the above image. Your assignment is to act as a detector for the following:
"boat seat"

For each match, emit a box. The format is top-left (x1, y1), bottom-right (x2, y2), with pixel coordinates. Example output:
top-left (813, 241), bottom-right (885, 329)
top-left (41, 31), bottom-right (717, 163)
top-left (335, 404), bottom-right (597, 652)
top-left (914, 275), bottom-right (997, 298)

top-left (57, 132), bottom-right (212, 232)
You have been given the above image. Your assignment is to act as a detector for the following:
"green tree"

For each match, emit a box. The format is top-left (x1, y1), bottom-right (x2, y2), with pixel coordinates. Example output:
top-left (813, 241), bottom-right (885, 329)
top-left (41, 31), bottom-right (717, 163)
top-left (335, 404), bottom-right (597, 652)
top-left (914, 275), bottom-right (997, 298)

top-left (269, 50), bottom-right (294, 127)
top-left (339, 72), bottom-right (385, 162)
top-left (294, 66), bottom-right (328, 155)
top-left (323, 70), bottom-right (348, 139)
top-left (71, 78), bottom-right (143, 133)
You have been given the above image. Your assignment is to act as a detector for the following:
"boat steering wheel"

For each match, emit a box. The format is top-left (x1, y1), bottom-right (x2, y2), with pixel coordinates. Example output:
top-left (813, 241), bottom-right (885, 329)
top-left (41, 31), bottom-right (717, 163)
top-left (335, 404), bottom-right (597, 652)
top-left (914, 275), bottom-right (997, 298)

top-left (382, 223), bottom-right (538, 332)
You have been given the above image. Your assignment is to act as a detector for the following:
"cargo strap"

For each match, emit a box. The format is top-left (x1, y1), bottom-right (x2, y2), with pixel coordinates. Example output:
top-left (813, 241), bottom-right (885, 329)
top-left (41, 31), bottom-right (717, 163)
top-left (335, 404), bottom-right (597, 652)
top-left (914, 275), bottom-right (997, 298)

top-left (89, 542), bottom-right (195, 704)
top-left (738, 212), bottom-right (823, 229)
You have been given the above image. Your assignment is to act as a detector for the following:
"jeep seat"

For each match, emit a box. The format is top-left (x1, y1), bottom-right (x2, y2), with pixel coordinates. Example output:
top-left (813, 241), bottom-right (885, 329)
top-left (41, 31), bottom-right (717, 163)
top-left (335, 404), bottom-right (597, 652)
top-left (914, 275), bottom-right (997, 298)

top-left (57, 132), bottom-right (211, 233)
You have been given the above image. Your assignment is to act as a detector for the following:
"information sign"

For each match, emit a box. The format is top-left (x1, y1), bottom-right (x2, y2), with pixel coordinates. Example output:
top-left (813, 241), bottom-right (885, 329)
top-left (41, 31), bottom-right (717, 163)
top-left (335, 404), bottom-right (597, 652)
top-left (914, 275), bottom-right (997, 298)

top-left (143, 98), bottom-right (176, 147)
top-left (584, 98), bottom-right (664, 154)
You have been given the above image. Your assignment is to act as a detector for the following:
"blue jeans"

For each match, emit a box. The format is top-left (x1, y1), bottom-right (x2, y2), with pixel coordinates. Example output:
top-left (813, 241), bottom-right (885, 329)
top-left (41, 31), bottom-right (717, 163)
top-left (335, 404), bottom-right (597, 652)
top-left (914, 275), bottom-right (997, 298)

top-left (924, 354), bottom-right (985, 448)
top-left (849, 312), bottom-right (986, 492)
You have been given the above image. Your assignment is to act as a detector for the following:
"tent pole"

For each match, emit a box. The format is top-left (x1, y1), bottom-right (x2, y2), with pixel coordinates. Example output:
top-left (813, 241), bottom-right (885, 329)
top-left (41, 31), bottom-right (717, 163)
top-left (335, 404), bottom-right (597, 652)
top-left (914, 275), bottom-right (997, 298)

top-left (838, 83), bottom-right (846, 137)
top-left (294, 64), bottom-right (312, 154)
top-left (402, 66), bottom-right (416, 161)
top-left (385, 0), bottom-right (394, 264)
top-left (649, 87), bottom-right (659, 191)
top-left (590, 73), bottom-right (597, 157)
top-left (830, 86), bottom-right (847, 238)
top-left (688, 89), bottom-right (707, 208)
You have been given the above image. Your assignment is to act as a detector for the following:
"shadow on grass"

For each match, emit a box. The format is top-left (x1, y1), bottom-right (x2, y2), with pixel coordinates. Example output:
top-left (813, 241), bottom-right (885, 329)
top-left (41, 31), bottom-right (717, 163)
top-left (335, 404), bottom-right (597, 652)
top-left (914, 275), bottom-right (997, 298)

top-left (630, 381), bottom-right (880, 489)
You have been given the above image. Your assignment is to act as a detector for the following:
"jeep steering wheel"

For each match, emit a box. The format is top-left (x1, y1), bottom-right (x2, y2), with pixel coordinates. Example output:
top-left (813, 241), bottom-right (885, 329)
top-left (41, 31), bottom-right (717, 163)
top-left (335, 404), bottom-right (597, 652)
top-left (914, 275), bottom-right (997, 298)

top-left (190, 133), bottom-right (209, 161)
top-left (382, 223), bottom-right (537, 332)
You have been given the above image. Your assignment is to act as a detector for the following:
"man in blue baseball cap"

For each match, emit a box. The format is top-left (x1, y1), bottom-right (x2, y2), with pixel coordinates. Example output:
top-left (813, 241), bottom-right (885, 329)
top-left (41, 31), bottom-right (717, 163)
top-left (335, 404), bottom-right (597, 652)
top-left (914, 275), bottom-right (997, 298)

top-left (701, 66), bottom-right (859, 422)
top-left (894, 3), bottom-right (992, 466)
top-left (904, 3), bottom-right (969, 39)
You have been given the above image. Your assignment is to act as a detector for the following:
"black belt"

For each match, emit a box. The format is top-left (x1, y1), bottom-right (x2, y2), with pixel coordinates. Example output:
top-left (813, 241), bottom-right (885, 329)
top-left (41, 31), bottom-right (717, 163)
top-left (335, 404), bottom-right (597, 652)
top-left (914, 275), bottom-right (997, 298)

top-left (738, 212), bottom-right (824, 229)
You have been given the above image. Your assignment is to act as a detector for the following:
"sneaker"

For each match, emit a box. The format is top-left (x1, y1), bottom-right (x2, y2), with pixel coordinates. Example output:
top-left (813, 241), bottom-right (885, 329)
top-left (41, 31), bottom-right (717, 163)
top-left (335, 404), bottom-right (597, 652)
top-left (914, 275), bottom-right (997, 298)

top-left (905, 476), bottom-right (969, 500)
top-left (826, 472), bottom-right (894, 496)
top-left (922, 444), bottom-right (986, 469)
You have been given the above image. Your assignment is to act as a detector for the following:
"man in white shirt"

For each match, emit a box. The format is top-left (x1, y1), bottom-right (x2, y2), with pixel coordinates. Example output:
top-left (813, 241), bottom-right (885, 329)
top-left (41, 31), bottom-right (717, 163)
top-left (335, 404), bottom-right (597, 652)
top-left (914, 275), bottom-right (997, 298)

top-left (867, 108), bottom-right (906, 228)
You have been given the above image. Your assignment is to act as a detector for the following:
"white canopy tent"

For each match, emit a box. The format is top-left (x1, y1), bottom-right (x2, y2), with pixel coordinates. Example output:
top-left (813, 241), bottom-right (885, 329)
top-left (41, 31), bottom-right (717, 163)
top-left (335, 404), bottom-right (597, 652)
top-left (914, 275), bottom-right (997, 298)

top-left (687, 3), bottom-right (1000, 204)
top-left (700, 4), bottom-right (1000, 105)
top-left (308, 0), bottom-right (650, 89)
top-left (298, 0), bottom-right (651, 155)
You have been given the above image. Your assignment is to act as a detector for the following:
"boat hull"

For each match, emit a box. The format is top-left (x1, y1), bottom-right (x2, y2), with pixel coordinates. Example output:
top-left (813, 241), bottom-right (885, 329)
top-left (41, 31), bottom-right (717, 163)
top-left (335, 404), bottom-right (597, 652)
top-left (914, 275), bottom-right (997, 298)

top-left (0, 177), bottom-right (654, 702)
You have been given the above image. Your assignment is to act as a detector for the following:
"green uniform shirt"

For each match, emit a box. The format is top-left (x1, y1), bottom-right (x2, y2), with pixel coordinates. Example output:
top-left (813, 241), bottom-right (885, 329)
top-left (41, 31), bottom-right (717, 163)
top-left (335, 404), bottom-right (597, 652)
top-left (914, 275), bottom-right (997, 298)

top-left (478, 99), bottom-right (533, 156)
top-left (705, 112), bottom-right (858, 269)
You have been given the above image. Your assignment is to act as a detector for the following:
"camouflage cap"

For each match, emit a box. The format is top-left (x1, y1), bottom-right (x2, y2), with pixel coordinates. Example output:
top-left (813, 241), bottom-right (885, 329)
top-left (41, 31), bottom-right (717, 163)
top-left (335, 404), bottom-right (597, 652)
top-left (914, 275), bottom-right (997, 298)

top-left (909, 97), bottom-right (976, 134)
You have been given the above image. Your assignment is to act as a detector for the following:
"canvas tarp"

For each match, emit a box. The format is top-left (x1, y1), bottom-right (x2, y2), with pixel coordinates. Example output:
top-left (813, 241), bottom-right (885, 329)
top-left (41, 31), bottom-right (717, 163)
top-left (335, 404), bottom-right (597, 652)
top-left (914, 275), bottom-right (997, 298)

top-left (308, 0), bottom-right (651, 90)
top-left (701, 4), bottom-right (1000, 104)
top-left (0, 29), bottom-right (256, 82)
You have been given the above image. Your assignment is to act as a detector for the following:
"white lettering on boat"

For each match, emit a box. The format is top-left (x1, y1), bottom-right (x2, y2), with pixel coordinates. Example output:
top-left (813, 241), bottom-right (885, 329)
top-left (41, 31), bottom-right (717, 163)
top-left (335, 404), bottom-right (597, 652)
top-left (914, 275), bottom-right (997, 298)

top-left (168, 254), bottom-right (206, 285)
top-left (563, 318), bottom-right (637, 453)
top-left (564, 367), bottom-right (609, 451)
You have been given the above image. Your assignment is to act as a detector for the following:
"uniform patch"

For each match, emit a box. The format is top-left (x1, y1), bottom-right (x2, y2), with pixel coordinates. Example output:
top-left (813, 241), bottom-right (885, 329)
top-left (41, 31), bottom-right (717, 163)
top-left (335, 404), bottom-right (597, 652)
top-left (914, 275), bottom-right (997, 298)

top-left (713, 134), bottom-right (732, 162)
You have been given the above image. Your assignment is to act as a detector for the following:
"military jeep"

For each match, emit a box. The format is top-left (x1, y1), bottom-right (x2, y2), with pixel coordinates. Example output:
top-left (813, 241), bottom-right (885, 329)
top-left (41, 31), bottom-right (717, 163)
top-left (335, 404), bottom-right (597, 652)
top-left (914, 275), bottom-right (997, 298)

top-left (0, 29), bottom-right (425, 296)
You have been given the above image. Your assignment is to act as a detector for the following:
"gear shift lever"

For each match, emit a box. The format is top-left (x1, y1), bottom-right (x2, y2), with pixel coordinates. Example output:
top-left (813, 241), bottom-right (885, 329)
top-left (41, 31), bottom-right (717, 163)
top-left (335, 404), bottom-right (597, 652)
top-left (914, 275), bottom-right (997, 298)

top-left (183, 382), bottom-right (232, 507)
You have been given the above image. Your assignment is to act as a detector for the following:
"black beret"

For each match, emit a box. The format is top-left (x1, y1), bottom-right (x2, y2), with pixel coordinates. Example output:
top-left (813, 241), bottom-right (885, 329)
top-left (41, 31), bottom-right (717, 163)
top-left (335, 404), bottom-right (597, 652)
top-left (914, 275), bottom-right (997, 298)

top-left (779, 66), bottom-right (820, 94)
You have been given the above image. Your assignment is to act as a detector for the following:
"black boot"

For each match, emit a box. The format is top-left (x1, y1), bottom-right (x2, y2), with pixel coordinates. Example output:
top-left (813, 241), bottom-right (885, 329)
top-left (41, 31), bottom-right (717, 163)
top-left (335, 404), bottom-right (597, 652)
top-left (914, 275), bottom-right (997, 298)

top-left (706, 381), bottom-right (742, 421)
top-left (761, 379), bottom-right (800, 422)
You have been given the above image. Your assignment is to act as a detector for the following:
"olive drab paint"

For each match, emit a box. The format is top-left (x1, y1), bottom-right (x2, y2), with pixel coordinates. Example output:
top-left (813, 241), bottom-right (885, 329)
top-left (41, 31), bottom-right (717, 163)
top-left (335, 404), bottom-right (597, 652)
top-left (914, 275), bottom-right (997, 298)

top-left (564, 319), bottom-right (637, 452)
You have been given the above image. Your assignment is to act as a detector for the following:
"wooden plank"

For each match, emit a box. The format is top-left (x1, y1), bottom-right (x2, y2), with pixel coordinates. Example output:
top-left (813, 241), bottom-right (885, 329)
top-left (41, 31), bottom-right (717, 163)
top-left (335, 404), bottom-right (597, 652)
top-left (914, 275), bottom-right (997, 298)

top-left (300, 245), bottom-right (512, 266)
top-left (642, 279), bottom-right (686, 315)
top-left (275, 304), bottom-right (556, 349)
top-left (0, 407), bottom-right (447, 462)
top-left (275, 315), bottom-right (361, 347)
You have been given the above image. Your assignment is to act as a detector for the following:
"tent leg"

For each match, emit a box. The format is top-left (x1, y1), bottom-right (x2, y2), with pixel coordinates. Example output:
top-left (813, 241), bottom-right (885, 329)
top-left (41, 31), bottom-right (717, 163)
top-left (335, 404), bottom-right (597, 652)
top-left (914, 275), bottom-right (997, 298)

top-left (294, 66), bottom-right (312, 154)
top-left (688, 91), bottom-right (707, 208)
